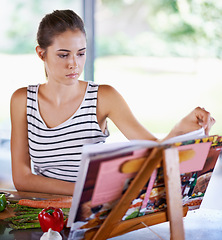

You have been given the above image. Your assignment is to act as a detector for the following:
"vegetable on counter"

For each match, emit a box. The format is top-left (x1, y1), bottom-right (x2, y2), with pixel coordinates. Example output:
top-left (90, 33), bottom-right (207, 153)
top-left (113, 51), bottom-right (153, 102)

top-left (4, 207), bottom-right (41, 230)
top-left (9, 222), bottom-right (41, 230)
top-left (18, 197), bottom-right (72, 209)
top-left (38, 207), bottom-right (64, 232)
top-left (4, 202), bottom-right (69, 230)
top-left (40, 228), bottom-right (62, 240)
top-left (0, 194), bottom-right (7, 212)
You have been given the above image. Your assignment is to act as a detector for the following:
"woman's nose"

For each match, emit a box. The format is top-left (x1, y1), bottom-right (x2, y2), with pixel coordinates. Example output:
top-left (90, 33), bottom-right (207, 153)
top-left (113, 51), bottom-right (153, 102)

top-left (69, 57), bottom-right (78, 69)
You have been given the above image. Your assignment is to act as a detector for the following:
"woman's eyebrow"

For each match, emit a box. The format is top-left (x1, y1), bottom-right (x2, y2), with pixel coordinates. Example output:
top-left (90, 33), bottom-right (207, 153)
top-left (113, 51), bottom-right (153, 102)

top-left (78, 47), bottom-right (86, 51)
top-left (56, 47), bottom-right (86, 52)
top-left (57, 49), bottom-right (71, 52)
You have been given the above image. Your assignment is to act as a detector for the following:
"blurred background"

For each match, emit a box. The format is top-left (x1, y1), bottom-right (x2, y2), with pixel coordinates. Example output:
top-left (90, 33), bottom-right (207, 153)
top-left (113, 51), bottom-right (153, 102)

top-left (0, 0), bottom-right (222, 189)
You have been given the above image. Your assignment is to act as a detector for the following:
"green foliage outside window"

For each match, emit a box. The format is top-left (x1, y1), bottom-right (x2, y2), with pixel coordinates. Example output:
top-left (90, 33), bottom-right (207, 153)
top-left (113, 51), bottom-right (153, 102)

top-left (98, 0), bottom-right (222, 58)
top-left (1, 0), bottom-right (222, 58)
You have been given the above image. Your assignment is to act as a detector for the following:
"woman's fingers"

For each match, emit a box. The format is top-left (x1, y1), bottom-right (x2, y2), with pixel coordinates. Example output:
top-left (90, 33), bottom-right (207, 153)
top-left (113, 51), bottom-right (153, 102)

top-left (194, 107), bottom-right (215, 134)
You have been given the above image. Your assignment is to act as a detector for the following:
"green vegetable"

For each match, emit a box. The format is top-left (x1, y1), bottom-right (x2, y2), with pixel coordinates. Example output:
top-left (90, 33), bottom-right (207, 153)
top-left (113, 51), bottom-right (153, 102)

top-left (4, 213), bottom-right (39, 222)
top-left (0, 194), bottom-right (7, 212)
top-left (9, 222), bottom-right (41, 230)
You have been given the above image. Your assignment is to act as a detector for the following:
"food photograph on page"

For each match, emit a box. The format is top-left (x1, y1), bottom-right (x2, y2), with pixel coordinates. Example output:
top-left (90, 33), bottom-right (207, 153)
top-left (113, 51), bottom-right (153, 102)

top-left (125, 138), bottom-right (222, 220)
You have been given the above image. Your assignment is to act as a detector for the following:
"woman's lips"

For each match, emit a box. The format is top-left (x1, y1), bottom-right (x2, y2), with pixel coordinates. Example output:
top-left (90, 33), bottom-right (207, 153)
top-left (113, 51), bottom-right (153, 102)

top-left (66, 73), bottom-right (79, 78)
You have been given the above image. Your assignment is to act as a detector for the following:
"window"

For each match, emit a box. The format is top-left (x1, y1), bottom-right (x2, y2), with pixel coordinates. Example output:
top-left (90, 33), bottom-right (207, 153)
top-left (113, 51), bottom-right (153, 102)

top-left (94, 0), bottom-right (222, 138)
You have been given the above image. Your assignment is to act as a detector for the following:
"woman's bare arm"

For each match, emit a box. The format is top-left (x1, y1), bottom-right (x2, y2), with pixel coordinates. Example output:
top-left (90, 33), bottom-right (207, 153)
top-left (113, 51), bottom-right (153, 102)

top-left (97, 85), bottom-right (215, 141)
top-left (97, 85), bottom-right (157, 141)
top-left (10, 88), bottom-right (74, 195)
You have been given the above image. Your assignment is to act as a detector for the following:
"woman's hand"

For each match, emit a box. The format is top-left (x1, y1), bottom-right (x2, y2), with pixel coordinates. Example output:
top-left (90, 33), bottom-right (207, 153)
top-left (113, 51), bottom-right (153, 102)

top-left (168, 107), bottom-right (215, 139)
top-left (192, 107), bottom-right (215, 134)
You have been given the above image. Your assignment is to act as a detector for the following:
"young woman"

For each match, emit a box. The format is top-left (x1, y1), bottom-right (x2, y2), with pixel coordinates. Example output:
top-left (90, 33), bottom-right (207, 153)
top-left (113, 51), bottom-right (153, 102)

top-left (10, 10), bottom-right (215, 195)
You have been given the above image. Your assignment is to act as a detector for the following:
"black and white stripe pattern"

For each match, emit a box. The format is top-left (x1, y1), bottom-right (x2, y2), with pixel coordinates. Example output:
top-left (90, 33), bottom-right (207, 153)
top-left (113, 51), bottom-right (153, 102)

top-left (27, 82), bottom-right (109, 182)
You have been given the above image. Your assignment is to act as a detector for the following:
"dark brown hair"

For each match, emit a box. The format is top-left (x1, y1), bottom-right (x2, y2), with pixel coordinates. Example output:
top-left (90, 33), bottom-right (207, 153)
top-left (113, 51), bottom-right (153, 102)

top-left (37, 10), bottom-right (86, 49)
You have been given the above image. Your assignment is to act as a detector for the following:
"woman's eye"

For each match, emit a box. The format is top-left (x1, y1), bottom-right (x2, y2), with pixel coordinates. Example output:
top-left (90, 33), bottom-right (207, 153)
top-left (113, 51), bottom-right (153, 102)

top-left (78, 52), bottom-right (85, 57)
top-left (58, 54), bottom-right (68, 58)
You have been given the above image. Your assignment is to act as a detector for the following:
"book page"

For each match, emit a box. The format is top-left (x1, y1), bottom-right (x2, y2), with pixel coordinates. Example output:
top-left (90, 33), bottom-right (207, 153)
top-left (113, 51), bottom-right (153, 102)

top-left (91, 148), bottom-right (148, 206)
top-left (162, 127), bottom-right (205, 145)
top-left (82, 140), bottom-right (158, 160)
top-left (178, 142), bottom-right (211, 174)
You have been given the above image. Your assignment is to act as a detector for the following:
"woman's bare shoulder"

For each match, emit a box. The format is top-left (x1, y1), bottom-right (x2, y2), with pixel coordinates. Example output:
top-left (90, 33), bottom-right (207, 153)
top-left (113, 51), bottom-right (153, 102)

top-left (97, 84), bottom-right (128, 116)
top-left (11, 87), bottom-right (27, 100)
top-left (98, 84), bottom-right (119, 98)
top-left (10, 87), bottom-right (27, 108)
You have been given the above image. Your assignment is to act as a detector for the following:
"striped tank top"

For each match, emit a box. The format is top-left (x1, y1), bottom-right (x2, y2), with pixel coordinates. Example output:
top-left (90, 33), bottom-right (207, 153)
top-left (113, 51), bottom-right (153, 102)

top-left (27, 81), bottom-right (109, 182)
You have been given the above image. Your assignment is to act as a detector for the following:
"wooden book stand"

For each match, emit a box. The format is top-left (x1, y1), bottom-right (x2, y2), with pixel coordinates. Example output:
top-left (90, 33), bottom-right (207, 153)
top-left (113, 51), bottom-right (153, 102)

top-left (90, 147), bottom-right (188, 240)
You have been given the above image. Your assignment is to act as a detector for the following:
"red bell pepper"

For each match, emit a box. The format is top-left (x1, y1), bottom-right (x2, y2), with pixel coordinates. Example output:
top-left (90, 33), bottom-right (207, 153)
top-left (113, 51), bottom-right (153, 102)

top-left (38, 207), bottom-right (64, 232)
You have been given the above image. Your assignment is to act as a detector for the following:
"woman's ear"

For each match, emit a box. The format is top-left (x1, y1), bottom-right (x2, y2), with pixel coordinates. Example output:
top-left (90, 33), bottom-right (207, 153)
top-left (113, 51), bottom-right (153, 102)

top-left (36, 46), bottom-right (46, 61)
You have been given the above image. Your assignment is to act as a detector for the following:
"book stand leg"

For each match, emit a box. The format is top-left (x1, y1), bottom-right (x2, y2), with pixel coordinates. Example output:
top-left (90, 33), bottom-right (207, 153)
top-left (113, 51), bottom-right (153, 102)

top-left (91, 147), bottom-right (186, 240)
top-left (163, 148), bottom-right (185, 240)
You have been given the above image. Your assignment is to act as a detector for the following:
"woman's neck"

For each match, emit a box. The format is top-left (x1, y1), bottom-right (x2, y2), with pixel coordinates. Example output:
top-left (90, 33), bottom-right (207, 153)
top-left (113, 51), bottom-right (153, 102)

top-left (41, 80), bottom-right (83, 107)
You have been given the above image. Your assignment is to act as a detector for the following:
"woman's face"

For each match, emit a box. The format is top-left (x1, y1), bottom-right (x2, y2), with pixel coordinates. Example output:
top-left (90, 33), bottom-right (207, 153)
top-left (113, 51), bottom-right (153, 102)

top-left (43, 29), bottom-right (86, 85)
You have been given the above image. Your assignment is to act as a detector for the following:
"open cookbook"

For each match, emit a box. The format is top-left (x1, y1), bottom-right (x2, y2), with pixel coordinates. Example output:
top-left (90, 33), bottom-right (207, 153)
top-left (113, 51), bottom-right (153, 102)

top-left (67, 128), bottom-right (222, 240)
